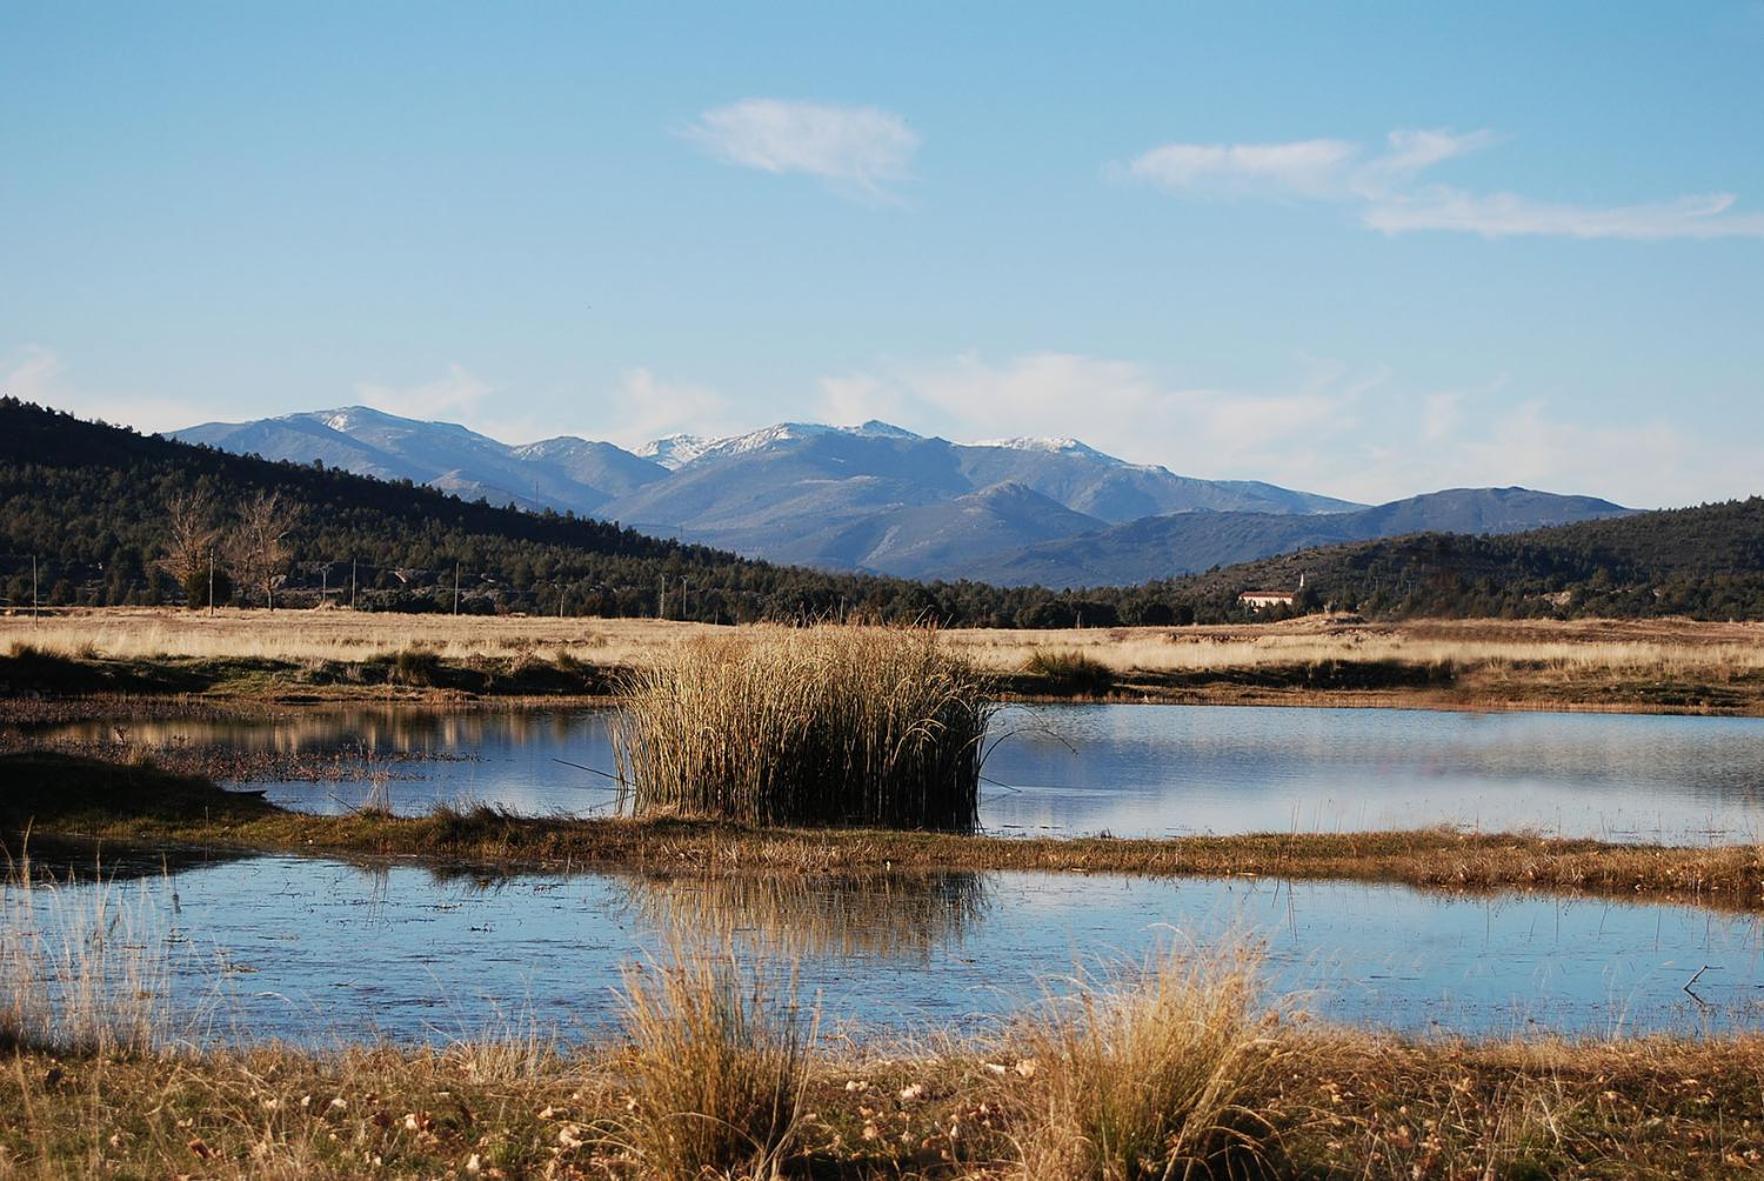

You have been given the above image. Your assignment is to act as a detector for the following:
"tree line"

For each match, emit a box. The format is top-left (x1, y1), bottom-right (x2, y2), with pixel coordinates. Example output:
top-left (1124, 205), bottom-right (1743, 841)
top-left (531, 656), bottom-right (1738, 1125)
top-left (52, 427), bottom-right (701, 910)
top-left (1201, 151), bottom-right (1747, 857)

top-left (5, 398), bottom-right (1761, 626)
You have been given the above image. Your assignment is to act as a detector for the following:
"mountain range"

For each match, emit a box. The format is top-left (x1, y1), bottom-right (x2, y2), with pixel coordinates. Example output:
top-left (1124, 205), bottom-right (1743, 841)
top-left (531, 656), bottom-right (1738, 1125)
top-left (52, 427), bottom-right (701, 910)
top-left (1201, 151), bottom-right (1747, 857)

top-left (175, 407), bottom-right (1632, 586)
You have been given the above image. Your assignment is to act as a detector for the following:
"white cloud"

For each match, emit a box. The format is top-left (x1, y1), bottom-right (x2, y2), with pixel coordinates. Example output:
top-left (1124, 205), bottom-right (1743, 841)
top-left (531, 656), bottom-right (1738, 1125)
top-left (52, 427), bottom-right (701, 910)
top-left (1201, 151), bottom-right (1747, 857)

top-left (354, 363), bottom-right (493, 421)
top-left (811, 350), bottom-right (1758, 508)
top-left (1420, 390), bottom-right (1464, 443)
top-left (1123, 127), bottom-right (1764, 241)
top-left (683, 98), bottom-right (919, 200)
top-left (1, 345), bottom-right (213, 433)
top-left (1363, 188), bottom-right (1764, 240)
top-left (1127, 138), bottom-right (1360, 199)
top-left (814, 351), bottom-right (1368, 474)
top-left (591, 368), bottom-right (736, 449)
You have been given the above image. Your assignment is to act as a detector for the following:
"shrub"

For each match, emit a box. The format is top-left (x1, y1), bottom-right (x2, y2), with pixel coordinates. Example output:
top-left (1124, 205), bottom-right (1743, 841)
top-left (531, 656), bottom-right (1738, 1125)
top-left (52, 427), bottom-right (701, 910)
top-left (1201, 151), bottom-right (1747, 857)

top-left (614, 626), bottom-right (993, 830)
top-left (180, 565), bottom-right (232, 610)
top-left (390, 643), bottom-right (442, 687)
top-left (1023, 649), bottom-right (1115, 696)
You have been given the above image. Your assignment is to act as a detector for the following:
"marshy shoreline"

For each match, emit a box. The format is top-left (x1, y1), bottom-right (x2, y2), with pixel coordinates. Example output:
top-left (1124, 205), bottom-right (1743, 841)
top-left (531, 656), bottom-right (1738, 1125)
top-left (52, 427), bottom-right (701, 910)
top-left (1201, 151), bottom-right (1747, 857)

top-left (7, 752), bottom-right (1764, 914)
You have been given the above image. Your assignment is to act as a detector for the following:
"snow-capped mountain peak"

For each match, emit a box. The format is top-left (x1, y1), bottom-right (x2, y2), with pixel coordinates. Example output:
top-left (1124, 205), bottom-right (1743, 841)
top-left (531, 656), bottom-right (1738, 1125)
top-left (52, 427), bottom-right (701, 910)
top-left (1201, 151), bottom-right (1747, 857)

top-left (975, 435), bottom-right (1123, 464)
top-left (636, 434), bottom-right (712, 470)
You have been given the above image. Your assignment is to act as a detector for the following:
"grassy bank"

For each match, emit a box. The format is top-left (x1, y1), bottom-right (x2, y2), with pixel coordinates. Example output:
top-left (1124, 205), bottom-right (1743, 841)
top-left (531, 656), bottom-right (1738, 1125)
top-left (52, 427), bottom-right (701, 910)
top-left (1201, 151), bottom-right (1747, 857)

top-left (7, 609), bottom-right (1764, 714)
top-left (3, 1005), bottom-right (1761, 1177)
top-left (7, 753), bottom-right (1763, 912)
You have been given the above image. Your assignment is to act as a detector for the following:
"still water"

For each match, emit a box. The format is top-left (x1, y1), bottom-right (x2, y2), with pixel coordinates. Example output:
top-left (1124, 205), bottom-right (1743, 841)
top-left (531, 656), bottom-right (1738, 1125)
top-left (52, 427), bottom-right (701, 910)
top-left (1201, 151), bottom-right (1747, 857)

top-left (33, 703), bottom-right (1764, 842)
top-left (26, 855), bottom-right (1764, 1045)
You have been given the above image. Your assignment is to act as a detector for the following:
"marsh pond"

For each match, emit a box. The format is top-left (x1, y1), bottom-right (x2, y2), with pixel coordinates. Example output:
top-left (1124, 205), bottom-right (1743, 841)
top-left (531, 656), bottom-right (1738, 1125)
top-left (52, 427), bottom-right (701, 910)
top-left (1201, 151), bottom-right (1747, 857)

top-left (16, 702), bottom-right (1764, 1044)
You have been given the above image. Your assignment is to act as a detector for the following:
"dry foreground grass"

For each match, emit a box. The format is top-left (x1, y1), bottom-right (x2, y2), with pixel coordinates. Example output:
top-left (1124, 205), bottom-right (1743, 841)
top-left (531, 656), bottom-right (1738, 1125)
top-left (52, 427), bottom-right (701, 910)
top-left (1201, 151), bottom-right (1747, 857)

top-left (5, 607), bottom-right (1764, 714)
top-left (4, 956), bottom-right (1764, 1180)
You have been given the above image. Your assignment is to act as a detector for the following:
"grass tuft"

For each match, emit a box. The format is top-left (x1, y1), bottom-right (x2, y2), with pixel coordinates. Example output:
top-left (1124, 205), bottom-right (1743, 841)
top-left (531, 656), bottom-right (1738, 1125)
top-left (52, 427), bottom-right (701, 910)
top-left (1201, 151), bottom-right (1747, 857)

top-left (1007, 941), bottom-right (1280, 1180)
top-left (615, 945), bottom-right (814, 1180)
top-left (614, 626), bottom-right (994, 830)
top-left (1, 855), bottom-right (171, 1056)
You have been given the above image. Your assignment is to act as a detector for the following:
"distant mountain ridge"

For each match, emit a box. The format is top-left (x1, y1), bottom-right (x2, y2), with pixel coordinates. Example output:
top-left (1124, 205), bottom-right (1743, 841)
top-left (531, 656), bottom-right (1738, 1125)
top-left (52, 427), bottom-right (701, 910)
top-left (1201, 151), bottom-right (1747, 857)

top-left (175, 407), bottom-right (1629, 585)
top-left (956, 487), bottom-right (1636, 588)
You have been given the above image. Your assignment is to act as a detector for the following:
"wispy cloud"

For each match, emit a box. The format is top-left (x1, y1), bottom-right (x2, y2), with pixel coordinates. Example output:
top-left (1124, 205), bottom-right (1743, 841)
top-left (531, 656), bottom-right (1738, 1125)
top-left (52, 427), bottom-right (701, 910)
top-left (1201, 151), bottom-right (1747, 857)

top-left (683, 98), bottom-right (920, 200)
top-left (1364, 189), bottom-right (1764, 240)
top-left (813, 350), bottom-right (1758, 507)
top-left (1, 345), bottom-right (213, 433)
top-left (815, 351), bottom-right (1371, 475)
top-left (355, 363), bottom-right (492, 421)
top-left (594, 368), bottom-right (736, 448)
top-left (1123, 127), bottom-right (1764, 240)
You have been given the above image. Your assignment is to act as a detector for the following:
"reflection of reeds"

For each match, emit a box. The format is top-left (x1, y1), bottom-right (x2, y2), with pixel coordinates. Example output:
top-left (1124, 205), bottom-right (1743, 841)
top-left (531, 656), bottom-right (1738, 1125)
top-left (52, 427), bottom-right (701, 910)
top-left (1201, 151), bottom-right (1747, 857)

top-left (614, 626), bottom-right (994, 830)
top-left (0, 854), bottom-right (171, 1055)
top-left (621, 870), bottom-right (991, 960)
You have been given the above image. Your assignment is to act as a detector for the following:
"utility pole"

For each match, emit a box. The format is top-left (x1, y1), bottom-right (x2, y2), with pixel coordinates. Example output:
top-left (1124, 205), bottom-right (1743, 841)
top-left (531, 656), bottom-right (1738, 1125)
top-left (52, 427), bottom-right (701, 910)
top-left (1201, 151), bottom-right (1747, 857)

top-left (350, 559), bottom-right (358, 610)
top-left (453, 563), bottom-right (461, 615)
top-left (207, 548), bottom-right (215, 617)
top-left (321, 565), bottom-right (328, 605)
top-left (658, 575), bottom-right (667, 620)
top-left (31, 555), bottom-right (38, 620)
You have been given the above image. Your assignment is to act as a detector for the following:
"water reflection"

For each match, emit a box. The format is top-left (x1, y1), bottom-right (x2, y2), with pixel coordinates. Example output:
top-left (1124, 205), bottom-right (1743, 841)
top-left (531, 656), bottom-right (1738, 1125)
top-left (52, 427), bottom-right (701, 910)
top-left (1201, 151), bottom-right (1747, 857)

top-left (10, 855), bottom-right (1763, 1045)
top-left (617, 870), bottom-right (990, 961)
top-left (18, 702), bottom-right (1764, 842)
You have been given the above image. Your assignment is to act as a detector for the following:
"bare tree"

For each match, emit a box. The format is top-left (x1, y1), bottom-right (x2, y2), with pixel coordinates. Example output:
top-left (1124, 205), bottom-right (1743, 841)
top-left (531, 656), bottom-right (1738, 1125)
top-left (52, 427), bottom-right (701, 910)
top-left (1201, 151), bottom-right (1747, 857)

top-left (157, 489), bottom-right (222, 608)
top-left (231, 491), bottom-right (301, 610)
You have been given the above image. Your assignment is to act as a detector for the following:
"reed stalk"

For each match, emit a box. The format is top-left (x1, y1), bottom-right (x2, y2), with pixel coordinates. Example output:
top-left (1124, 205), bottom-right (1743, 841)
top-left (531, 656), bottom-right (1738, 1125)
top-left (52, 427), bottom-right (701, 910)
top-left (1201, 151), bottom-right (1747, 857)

top-left (613, 626), bottom-right (994, 830)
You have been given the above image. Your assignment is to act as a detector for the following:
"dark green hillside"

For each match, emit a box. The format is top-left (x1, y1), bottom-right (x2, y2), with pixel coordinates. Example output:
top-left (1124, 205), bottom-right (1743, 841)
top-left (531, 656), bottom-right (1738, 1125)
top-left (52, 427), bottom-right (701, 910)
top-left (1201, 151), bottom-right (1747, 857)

top-left (1152, 498), bottom-right (1764, 621)
top-left (0, 399), bottom-right (1051, 623)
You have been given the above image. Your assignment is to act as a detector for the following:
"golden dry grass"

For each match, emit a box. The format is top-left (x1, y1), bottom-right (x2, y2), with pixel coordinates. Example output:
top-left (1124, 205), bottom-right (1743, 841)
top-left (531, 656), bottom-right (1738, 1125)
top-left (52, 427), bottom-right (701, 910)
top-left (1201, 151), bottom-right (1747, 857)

top-left (948, 615), bottom-right (1764, 677)
top-left (0, 861), bottom-right (169, 1056)
top-left (2, 1007), bottom-right (1762, 1177)
top-left (9, 608), bottom-right (1764, 681)
top-left (613, 945), bottom-right (814, 1180)
top-left (1, 865), bottom-right (1761, 1178)
top-left (1004, 942), bottom-right (1279, 1180)
top-left (0, 605), bottom-right (713, 667)
top-left (613, 627), bottom-right (993, 830)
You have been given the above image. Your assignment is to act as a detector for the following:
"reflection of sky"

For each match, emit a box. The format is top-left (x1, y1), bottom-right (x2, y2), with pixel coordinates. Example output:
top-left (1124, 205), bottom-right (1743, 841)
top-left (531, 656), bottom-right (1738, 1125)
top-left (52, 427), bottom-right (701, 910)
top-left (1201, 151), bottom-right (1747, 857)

top-left (37, 703), bottom-right (1764, 841)
top-left (26, 858), bottom-right (1764, 1047)
top-left (981, 704), bottom-right (1764, 842)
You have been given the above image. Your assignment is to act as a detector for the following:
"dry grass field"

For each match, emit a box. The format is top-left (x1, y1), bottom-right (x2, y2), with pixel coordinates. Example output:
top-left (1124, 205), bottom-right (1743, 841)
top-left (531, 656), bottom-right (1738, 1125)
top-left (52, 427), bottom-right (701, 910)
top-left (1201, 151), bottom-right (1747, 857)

top-left (6, 605), bottom-right (1763, 673)
top-left (5, 607), bottom-right (1764, 713)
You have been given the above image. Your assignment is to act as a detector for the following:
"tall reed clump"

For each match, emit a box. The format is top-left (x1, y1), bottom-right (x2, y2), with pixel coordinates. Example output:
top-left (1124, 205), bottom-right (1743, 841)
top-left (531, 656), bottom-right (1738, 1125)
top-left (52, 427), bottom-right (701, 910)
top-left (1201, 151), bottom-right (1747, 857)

top-left (1008, 943), bottom-right (1281, 1180)
top-left (615, 946), bottom-right (814, 1180)
top-left (614, 626), bottom-right (994, 830)
top-left (1, 858), bottom-right (171, 1055)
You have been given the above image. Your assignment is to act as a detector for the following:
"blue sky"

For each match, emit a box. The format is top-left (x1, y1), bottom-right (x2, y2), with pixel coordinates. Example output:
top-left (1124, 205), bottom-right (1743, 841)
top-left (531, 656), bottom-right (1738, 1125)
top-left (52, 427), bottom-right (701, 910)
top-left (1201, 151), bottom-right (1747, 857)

top-left (3, 1), bottom-right (1761, 506)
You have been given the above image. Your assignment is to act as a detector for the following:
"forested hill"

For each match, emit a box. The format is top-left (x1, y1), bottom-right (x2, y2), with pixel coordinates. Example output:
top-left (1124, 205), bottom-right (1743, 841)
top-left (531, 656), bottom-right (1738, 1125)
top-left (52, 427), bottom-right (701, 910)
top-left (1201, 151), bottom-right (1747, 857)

top-left (0, 399), bottom-right (1056, 623)
top-left (3, 398), bottom-right (1762, 625)
top-left (1156, 497), bottom-right (1764, 620)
